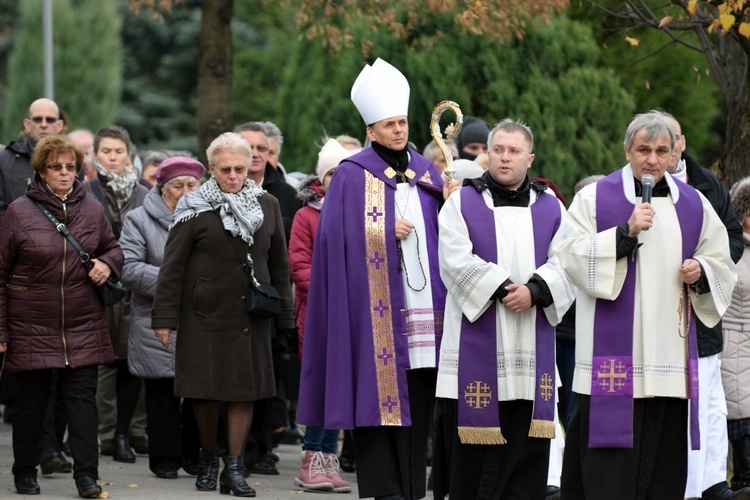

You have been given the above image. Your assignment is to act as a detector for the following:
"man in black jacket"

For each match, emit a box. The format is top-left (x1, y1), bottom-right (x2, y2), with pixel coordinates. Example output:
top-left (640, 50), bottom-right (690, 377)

top-left (664, 112), bottom-right (747, 500)
top-left (0, 98), bottom-right (63, 218)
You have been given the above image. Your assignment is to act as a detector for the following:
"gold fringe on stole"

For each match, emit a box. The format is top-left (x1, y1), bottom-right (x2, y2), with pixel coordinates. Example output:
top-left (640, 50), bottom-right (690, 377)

top-left (528, 419), bottom-right (556, 439)
top-left (457, 426), bottom-right (506, 445)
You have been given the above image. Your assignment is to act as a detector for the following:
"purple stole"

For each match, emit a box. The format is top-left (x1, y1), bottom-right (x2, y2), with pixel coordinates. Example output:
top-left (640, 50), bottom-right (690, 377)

top-left (457, 185), bottom-right (560, 444)
top-left (591, 172), bottom-right (702, 449)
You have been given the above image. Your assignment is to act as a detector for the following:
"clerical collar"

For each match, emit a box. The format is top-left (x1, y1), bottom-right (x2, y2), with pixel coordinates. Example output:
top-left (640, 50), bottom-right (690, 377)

top-left (485, 171), bottom-right (531, 207)
top-left (372, 141), bottom-right (410, 183)
top-left (634, 176), bottom-right (670, 198)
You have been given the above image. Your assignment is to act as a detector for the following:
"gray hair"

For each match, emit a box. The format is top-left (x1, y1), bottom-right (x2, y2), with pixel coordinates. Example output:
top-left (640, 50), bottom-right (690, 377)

top-left (422, 139), bottom-right (456, 162)
top-left (488, 119), bottom-right (534, 152)
top-left (165, 174), bottom-right (199, 187)
top-left (263, 121), bottom-right (283, 151)
top-left (206, 132), bottom-right (252, 166)
top-left (731, 177), bottom-right (750, 221)
top-left (623, 111), bottom-right (675, 149)
top-left (335, 135), bottom-right (362, 150)
top-left (233, 121), bottom-right (266, 136)
top-left (574, 174), bottom-right (605, 194)
top-left (140, 150), bottom-right (169, 168)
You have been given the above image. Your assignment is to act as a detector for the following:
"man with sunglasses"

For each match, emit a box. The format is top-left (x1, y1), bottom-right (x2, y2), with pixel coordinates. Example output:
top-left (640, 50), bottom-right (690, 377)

top-left (0, 98), bottom-right (64, 218)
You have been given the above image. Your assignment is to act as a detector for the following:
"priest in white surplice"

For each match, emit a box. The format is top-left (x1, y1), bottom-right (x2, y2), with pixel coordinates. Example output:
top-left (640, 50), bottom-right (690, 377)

top-left (558, 111), bottom-right (737, 500)
top-left (433, 119), bottom-right (575, 500)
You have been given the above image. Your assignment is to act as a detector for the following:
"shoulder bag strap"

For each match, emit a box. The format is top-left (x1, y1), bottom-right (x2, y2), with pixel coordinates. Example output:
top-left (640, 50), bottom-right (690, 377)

top-left (33, 201), bottom-right (94, 272)
top-left (89, 178), bottom-right (120, 240)
top-left (212, 210), bottom-right (259, 287)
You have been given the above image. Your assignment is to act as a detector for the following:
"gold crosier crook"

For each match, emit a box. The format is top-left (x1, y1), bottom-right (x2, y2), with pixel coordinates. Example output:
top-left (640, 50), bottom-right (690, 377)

top-left (430, 100), bottom-right (463, 183)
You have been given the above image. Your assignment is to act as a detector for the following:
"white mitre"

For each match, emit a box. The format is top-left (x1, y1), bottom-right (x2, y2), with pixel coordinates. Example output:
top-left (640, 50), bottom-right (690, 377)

top-left (350, 58), bottom-right (410, 125)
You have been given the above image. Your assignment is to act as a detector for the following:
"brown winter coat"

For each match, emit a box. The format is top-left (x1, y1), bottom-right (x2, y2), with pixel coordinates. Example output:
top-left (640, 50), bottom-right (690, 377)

top-left (151, 193), bottom-right (294, 401)
top-left (0, 176), bottom-right (121, 371)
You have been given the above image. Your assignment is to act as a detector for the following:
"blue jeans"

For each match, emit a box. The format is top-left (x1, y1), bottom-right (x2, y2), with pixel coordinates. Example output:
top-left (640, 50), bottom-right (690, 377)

top-left (302, 425), bottom-right (339, 454)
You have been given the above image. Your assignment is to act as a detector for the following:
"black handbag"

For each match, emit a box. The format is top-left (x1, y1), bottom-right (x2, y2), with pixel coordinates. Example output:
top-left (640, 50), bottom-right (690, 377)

top-left (34, 201), bottom-right (127, 306)
top-left (247, 281), bottom-right (281, 318)
top-left (220, 216), bottom-right (281, 318)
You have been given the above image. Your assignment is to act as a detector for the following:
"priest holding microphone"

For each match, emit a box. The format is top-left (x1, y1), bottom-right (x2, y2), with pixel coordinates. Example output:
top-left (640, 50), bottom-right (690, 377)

top-left (558, 111), bottom-right (737, 500)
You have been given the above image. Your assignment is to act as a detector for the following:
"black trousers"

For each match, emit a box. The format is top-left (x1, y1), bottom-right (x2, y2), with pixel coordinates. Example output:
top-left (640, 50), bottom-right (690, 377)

top-left (144, 377), bottom-right (182, 472)
top-left (433, 398), bottom-right (550, 500)
top-left (12, 365), bottom-right (99, 480)
top-left (561, 394), bottom-right (687, 500)
top-left (40, 369), bottom-right (68, 451)
top-left (352, 368), bottom-right (436, 500)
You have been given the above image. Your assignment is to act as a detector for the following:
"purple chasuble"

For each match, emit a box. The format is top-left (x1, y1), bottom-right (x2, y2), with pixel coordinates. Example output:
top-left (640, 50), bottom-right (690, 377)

top-left (456, 185), bottom-right (560, 444)
top-left (591, 171), bottom-right (702, 449)
top-left (297, 147), bottom-right (445, 430)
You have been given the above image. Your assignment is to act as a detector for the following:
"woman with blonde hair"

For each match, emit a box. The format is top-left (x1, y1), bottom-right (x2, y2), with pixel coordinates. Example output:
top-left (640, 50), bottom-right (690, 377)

top-left (152, 133), bottom-right (294, 496)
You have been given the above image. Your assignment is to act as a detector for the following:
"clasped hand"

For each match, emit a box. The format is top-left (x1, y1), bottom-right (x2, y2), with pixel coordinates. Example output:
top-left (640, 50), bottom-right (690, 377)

top-left (502, 283), bottom-right (533, 313)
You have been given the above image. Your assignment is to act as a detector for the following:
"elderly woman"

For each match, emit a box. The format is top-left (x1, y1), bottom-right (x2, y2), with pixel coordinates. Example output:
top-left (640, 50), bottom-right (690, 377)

top-left (120, 156), bottom-right (204, 479)
top-left (152, 132), bottom-right (294, 497)
top-left (0, 136), bottom-right (122, 497)
top-left (722, 178), bottom-right (750, 492)
top-left (88, 125), bottom-right (150, 463)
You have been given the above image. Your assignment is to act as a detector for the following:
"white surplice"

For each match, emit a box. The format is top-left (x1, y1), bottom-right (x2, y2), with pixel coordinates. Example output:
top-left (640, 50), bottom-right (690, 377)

top-left (558, 166), bottom-right (737, 399)
top-left (436, 187), bottom-right (575, 401)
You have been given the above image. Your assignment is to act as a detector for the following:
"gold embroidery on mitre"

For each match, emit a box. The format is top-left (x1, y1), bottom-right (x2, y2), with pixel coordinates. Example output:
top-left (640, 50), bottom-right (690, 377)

top-left (404, 168), bottom-right (416, 179)
top-left (539, 372), bottom-right (554, 402)
top-left (364, 171), bottom-right (401, 426)
top-left (464, 380), bottom-right (492, 410)
top-left (384, 167), bottom-right (397, 179)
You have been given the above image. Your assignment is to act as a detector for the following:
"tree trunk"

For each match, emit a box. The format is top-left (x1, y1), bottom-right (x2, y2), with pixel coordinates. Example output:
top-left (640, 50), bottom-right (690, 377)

top-left (719, 60), bottom-right (750, 187)
top-left (197, 0), bottom-right (233, 159)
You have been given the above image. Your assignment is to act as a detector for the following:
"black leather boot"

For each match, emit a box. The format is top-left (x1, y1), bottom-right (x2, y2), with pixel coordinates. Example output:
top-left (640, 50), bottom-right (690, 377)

top-left (339, 430), bottom-right (356, 473)
top-left (113, 434), bottom-right (136, 463)
top-left (219, 455), bottom-right (255, 497)
top-left (75, 476), bottom-right (102, 498)
top-left (39, 446), bottom-right (63, 475)
top-left (733, 436), bottom-right (750, 491)
top-left (703, 481), bottom-right (750, 499)
top-left (14, 477), bottom-right (40, 495)
top-left (195, 448), bottom-right (219, 491)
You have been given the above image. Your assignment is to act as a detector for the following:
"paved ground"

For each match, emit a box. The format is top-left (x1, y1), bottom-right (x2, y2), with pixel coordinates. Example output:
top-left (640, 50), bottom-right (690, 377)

top-left (0, 411), bottom-right (361, 499)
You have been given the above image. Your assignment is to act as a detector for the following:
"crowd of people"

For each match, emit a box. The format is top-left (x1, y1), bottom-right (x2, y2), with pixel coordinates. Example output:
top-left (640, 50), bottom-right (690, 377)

top-left (0, 56), bottom-right (748, 500)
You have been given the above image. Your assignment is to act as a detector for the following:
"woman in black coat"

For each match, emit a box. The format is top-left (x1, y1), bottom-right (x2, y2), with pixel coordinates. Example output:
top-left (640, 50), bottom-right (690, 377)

top-left (152, 132), bottom-right (294, 497)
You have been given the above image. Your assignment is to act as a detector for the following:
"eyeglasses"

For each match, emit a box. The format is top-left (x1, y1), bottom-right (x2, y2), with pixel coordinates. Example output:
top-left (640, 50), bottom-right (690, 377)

top-left (46, 162), bottom-right (77, 172)
top-left (214, 165), bottom-right (247, 175)
top-left (30, 116), bottom-right (59, 124)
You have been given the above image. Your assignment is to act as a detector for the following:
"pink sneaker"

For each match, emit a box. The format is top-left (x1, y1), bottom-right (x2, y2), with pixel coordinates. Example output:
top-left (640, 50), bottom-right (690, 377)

top-left (294, 450), bottom-right (334, 491)
top-left (323, 452), bottom-right (352, 493)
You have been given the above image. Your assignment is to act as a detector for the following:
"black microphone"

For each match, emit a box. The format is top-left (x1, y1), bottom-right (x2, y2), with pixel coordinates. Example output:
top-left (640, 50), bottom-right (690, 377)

top-left (641, 174), bottom-right (654, 231)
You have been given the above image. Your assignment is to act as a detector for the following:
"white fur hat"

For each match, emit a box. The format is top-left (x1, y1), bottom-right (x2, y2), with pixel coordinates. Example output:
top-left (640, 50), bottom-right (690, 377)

top-left (351, 58), bottom-right (410, 125)
top-left (316, 139), bottom-right (356, 180)
top-left (451, 159), bottom-right (485, 183)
